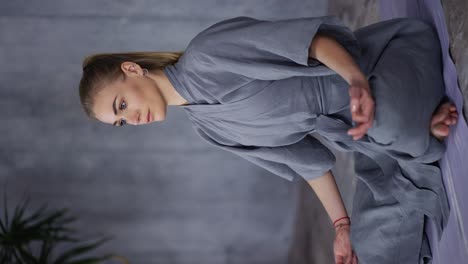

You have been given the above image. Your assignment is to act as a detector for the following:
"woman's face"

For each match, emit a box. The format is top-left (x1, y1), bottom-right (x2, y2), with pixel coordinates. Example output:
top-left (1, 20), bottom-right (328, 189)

top-left (92, 62), bottom-right (167, 126)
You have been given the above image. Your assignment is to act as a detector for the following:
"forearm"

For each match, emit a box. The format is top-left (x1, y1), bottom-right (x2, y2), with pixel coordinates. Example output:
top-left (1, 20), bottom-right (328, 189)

top-left (307, 170), bottom-right (349, 227)
top-left (309, 33), bottom-right (365, 85)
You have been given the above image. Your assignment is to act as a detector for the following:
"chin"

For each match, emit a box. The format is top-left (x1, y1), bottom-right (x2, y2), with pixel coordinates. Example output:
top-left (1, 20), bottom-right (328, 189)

top-left (155, 115), bottom-right (166, 122)
top-left (153, 107), bottom-right (167, 122)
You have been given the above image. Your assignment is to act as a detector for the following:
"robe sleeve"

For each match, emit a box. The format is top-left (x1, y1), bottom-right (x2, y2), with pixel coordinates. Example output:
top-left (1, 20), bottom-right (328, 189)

top-left (191, 122), bottom-right (336, 182)
top-left (186, 15), bottom-right (361, 80)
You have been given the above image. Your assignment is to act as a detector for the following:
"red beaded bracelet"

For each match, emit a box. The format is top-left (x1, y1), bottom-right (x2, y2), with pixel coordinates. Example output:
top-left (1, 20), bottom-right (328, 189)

top-left (333, 216), bottom-right (350, 227)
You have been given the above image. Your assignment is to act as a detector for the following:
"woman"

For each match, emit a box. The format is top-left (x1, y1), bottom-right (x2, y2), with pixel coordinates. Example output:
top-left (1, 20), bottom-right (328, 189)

top-left (79, 16), bottom-right (458, 264)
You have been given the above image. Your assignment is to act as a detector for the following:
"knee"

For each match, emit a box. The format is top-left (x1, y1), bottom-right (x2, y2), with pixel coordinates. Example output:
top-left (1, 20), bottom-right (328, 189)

top-left (404, 17), bottom-right (437, 34)
top-left (366, 104), bottom-right (405, 147)
top-left (407, 18), bottom-right (440, 45)
top-left (367, 113), bottom-right (429, 157)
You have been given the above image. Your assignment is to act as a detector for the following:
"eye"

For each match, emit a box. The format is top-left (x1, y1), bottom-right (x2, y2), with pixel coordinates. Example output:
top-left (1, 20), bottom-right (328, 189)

top-left (118, 100), bottom-right (127, 126)
top-left (119, 100), bottom-right (127, 110)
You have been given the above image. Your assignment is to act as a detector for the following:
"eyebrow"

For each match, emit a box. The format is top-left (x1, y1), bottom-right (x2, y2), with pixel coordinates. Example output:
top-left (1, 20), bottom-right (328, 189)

top-left (112, 95), bottom-right (118, 126)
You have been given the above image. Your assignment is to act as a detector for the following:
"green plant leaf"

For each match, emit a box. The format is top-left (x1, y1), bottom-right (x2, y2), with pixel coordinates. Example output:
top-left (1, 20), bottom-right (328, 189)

top-left (27, 209), bottom-right (71, 231)
top-left (11, 195), bottom-right (31, 230)
top-left (19, 203), bottom-right (49, 228)
top-left (53, 236), bottom-right (113, 264)
top-left (16, 204), bottom-right (49, 232)
top-left (0, 220), bottom-right (6, 235)
top-left (0, 245), bottom-right (14, 263)
top-left (1, 189), bottom-right (120, 264)
top-left (12, 248), bottom-right (27, 264)
top-left (38, 238), bottom-right (55, 264)
top-left (16, 244), bottom-right (38, 264)
top-left (3, 190), bottom-right (9, 231)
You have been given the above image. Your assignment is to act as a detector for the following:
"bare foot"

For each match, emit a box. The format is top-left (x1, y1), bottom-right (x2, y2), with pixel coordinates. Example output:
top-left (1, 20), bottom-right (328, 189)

top-left (430, 101), bottom-right (458, 140)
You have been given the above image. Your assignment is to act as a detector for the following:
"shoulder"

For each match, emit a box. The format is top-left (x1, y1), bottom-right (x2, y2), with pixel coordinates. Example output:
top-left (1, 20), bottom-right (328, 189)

top-left (186, 16), bottom-right (260, 56)
top-left (193, 16), bottom-right (259, 39)
top-left (182, 16), bottom-right (264, 74)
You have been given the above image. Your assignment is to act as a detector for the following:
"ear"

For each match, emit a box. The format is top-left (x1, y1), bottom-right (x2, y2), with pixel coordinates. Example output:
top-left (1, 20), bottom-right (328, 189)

top-left (121, 61), bottom-right (141, 76)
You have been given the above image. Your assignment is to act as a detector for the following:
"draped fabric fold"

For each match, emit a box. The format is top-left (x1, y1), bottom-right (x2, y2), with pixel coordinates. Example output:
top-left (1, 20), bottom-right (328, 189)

top-left (163, 15), bottom-right (451, 263)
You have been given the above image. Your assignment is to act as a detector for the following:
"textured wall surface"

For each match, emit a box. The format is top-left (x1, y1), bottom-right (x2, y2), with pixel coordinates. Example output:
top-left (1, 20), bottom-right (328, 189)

top-left (0, 1), bottom-right (332, 263)
top-left (7, 0), bottom-right (462, 263)
top-left (441, 0), bottom-right (468, 121)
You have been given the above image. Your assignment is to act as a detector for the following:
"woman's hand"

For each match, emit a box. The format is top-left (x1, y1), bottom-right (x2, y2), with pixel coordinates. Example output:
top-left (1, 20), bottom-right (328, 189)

top-left (334, 224), bottom-right (358, 264)
top-left (308, 32), bottom-right (373, 140)
top-left (347, 76), bottom-right (375, 140)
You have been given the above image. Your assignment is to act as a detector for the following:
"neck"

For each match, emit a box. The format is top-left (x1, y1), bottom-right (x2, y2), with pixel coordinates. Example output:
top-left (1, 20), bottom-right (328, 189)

top-left (147, 69), bottom-right (189, 106)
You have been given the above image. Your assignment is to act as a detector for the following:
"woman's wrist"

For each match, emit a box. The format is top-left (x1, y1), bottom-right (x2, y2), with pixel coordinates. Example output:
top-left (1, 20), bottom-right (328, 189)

top-left (334, 221), bottom-right (350, 229)
top-left (310, 33), bottom-right (366, 89)
top-left (334, 222), bottom-right (350, 234)
top-left (333, 216), bottom-right (350, 225)
top-left (335, 223), bottom-right (350, 234)
top-left (347, 72), bottom-right (368, 88)
top-left (333, 216), bottom-right (351, 231)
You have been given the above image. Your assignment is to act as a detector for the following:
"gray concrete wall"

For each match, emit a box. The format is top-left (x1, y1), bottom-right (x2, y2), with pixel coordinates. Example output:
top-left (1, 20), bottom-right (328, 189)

top-left (441, 0), bottom-right (468, 121)
top-left (0, 1), bottom-right (336, 263)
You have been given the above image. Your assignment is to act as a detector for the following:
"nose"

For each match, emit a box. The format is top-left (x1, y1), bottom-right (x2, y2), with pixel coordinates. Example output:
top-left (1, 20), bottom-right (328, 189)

top-left (123, 111), bottom-right (141, 125)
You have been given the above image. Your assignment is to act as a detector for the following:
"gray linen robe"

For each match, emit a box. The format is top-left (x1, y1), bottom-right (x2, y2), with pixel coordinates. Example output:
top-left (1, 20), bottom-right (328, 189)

top-left (163, 16), bottom-right (450, 263)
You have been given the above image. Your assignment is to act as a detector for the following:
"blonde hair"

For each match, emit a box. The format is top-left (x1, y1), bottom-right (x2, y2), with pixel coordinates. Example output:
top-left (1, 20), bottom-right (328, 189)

top-left (78, 51), bottom-right (184, 120)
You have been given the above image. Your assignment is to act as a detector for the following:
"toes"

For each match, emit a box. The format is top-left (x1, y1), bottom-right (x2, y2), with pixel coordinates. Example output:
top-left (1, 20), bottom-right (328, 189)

top-left (448, 112), bottom-right (458, 125)
top-left (432, 123), bottom-right (450, 138)
top-left (444, 102), bottom-right (458, 114)
top-left (451, 117), bottom-right (458, 125)
top-left (446, 102), bottom-right (456, 110)
top-left (431, 111), bottom-right (449, 126)
top-left (443, 115), bottom-right (459, 126)
top-left (440, 101), bottom-right (456, 112)
top-left (436, 103), bottom-right (452, 115)
top-left (432, 101), bottom-right (458, 128)
top-left (441, 101), bottom-right (452, 108)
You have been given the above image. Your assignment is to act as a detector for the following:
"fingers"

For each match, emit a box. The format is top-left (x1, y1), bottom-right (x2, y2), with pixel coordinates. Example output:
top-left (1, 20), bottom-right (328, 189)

top-left (352, 253), bottom-right (358, 264)
top-left (348, 111), bottom-right (373, 140)
top-left (335, 254), bottom-right (344, 264)
top-left (345, 253), bottom-right (352, 264)
top-left (348, 86), bottom-right (375, 140)
top-left (357, 89), bottom-right (374, 123)
top-left (363, 97), bottom-right (375, 124)
top-left (351, 112), bottom-right (369, 123)
top-left (348, 123), bottom-right (370, 140)
top-left (341, 244), bottom-right (353, 264)
top-left (349, 85), bottom-right (362, 115)
top-left (334, 247), bottom-right (353, 264)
